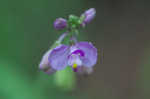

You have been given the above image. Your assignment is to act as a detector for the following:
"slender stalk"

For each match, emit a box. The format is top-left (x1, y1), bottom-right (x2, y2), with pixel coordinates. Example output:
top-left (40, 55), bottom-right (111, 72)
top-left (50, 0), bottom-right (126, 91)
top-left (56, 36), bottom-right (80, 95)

top-left (70, 36), bottom-right (77, 43)
top-left (57, 32), bottom-right (68, 43)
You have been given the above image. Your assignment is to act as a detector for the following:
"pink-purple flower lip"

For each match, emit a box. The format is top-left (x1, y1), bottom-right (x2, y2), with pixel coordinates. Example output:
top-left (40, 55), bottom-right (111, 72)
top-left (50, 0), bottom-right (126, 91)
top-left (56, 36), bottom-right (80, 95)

top-left (67, 49), bottom-right (84, 59)
top-left (71, 49), bottom-right (85, 57)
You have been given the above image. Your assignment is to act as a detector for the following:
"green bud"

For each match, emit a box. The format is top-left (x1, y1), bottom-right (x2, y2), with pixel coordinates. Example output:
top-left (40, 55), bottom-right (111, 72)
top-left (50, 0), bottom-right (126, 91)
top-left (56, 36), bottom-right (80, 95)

top-left (54, 67), bottom-right (76, 91)
top-left (68, 15), bottom-right (80, 28)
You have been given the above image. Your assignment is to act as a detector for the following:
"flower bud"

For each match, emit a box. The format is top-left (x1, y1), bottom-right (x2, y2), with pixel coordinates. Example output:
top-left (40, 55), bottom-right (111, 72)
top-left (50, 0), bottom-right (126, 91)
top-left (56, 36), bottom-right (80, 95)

top-left (68, 15), bottom-right (80, 28)
top-left (54, 18), bottom-right (67, 30)
top-left (54, 67), bottom-right (76, 91)
top-left (82, 8), bottom-right (96, 24)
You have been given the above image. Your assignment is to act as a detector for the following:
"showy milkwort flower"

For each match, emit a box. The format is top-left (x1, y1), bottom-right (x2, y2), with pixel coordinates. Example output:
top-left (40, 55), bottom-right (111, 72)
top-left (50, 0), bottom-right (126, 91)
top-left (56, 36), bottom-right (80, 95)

top-left (39, 8), bottom-right (98, 75)
top-left (48, 41), bottom-right (97, 72)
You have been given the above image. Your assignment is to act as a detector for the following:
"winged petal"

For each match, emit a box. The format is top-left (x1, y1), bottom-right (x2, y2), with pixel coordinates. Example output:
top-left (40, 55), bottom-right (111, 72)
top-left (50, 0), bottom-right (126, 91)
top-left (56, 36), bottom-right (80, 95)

top-left (39, 49), bottom-right (56, 74)
top-left (48, 45), bottom-right (69, 70)
top-left (76, 42), bottom-right (97, 67)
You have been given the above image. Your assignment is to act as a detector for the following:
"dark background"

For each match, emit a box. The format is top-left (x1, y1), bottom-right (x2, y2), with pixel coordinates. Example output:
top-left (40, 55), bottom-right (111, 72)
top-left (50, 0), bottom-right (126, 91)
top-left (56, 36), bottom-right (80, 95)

top-left (0, 0), bottom-right (150, 99)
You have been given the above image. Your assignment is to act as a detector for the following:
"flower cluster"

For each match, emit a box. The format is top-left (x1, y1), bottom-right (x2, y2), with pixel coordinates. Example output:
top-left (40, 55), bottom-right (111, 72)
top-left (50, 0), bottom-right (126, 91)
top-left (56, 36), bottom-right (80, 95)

top-left (39, 8), bottom-right (97, 75)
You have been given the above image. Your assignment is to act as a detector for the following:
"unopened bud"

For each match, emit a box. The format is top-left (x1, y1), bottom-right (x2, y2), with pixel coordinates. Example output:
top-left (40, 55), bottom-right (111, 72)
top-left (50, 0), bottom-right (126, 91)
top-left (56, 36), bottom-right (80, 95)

top-left (54, 18), bottom-right (67, 30)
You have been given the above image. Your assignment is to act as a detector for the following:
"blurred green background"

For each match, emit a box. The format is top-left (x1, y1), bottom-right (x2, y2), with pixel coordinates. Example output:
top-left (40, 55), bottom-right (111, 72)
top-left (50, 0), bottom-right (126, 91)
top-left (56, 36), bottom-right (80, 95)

top-left (0, 0), bottom-right (150, 99)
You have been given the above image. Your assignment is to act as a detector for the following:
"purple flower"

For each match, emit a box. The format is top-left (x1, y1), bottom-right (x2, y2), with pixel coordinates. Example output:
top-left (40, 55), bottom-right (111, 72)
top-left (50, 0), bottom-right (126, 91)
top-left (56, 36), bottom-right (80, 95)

top-left (39, 33), bottom-right (68, 74)
top-left (82, 8), bottom-right (96, 25)
top-left (54, 18), bottom-right (67, 30)
top-left (48, 42), bottom-right (97, 72)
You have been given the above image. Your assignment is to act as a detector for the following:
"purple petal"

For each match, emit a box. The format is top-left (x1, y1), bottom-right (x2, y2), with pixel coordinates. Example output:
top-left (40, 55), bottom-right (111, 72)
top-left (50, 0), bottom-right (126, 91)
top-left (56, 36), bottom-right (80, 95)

top-left (48, 45), bottom-right (69, 70)
top-left (71, 49), bottom-right (85, 57)
top-left (76, 42), bottom-right (97, 67)
top-left (68, 54), bottom-right (82, 66)
top-left (39, 49), bottom-right (56, 74)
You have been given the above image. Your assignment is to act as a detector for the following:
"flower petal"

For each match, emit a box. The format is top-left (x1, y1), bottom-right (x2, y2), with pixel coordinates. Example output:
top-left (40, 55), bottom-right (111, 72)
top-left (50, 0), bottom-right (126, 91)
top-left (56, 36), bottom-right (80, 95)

top-left (48, 45), bottom-right (69, 70)
top-left (39, 49), bottom-right (56, 74)
top-left (76, 42), bottom-right (97, 67)
top-left (68, 54), bottom-right (82, 66)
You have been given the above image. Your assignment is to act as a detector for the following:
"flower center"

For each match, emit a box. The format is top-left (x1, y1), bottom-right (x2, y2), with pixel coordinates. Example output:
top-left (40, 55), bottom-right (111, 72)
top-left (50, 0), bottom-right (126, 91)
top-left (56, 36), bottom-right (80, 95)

top-left (68, 54), bottom-right (82, 72)
top-left (68, 49), bottom-right (84, 72)
top-left (72, 63), bottom-right (77, 69)
top-left (72, 63), bottom-right (78, 72)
